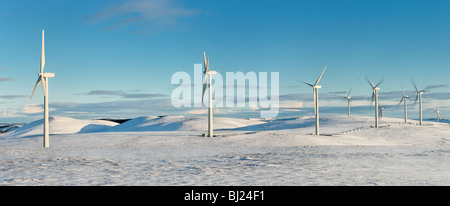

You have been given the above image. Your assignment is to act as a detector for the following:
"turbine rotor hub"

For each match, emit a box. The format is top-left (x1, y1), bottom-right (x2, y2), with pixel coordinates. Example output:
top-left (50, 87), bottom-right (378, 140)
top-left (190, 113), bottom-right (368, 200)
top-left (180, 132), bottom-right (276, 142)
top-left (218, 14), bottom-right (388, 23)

top-left (42, 73), bottom-right (55, 78)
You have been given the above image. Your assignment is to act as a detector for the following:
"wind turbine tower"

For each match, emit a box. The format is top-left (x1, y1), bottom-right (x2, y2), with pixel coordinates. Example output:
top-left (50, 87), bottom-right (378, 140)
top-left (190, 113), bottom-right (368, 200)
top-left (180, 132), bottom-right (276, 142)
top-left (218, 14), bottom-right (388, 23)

top-left (399, 86), bottom-right (409, 123)
top-left (301, 65), bottom-right (327, 135)
top-left (30, 29), bottom-right (55, 148)
top-left (202, 51), bottom-right (216, 137)
top-left (379, 105), bottom-right (385, 118)
top-left (435, 103), bottom-right (440, 123)
top-left (412, 80), bottom-right (425, 125)
top-left (344, 88), bottom-right (352, 116)
top-left (366, 77), bottom-right (383, 128)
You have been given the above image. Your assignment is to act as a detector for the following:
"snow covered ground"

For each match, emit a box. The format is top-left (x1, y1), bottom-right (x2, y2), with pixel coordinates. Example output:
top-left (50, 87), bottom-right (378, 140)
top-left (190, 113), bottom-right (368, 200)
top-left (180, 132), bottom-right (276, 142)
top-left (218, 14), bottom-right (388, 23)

top-left (1, 115), bottom-right (449, 185)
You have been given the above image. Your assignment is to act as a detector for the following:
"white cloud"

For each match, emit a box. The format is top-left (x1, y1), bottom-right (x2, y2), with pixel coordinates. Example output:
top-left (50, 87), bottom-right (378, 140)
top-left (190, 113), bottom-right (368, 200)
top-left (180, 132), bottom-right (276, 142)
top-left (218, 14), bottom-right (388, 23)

top-left (23, 103), bottom-right (44, 114)
top-left (282, 108), bottom-right (302, 112)
top-left (88, 0), bottom-right (200, 32)
top-left (280, 101), bottom-right (303, 108)
top-left (2, 109), bottom-right (22, 117)
top-left (80, 89), bottom-right (166, 99)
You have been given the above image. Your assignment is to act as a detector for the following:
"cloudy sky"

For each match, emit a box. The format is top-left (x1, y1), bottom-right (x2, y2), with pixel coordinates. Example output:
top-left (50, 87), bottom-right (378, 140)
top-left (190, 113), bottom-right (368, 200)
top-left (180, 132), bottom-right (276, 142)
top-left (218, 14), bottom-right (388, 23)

top-left (1, 0), bottom-right (449, 123)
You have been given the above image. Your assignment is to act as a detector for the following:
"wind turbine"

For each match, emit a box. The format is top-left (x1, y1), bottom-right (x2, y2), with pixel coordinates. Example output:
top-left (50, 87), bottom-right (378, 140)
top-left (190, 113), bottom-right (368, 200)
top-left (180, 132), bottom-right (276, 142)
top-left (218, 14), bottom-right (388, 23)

top-left (202, 51), bottom-right (216, 137)
top-left (30, 29), bottom-right (55, 148)
top-left (343, 88), bottom-right (352, 116)
top-left (435, 103), bottom-right (440, 123)
top-left (379, 105), bottom-right (384, 118)
top-left (398, 85), bottom-right (409, 123)
top-left (366, 77), bottom-right (383, 128)
top-left (301, 65), bottom-right (327, 135)
top-left (412, 80), bottom-right (424, 125)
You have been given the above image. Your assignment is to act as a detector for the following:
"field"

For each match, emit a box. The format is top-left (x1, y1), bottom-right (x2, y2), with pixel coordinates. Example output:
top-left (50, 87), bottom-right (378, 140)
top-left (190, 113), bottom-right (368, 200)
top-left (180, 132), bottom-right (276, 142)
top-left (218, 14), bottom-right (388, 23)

top-left (1, 115), bottom-right (449, 185)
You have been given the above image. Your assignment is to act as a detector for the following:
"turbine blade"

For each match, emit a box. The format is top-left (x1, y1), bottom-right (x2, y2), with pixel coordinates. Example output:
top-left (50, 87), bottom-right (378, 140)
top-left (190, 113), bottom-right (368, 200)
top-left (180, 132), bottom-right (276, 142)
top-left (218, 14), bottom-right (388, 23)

top-left (398, 97), bottom-right (404, 105)
top-left (414, 94), bottom-right (419, 103)
top-left (314, 65), bottom-right (327, 86)
top-left (202, 75), bottom-right (208, 105)
top-left (348, 88), bottom-right (352, 97)
top-left (375, 79), bottom-right (384, 88)
top-left (203, 51), bottom-right (209, 73)
top-left (411, 79), bottom-right (419, 92)
top-left (203, 51), bottom-right (206, 65)
top-left (30, 77), bottom-right (42, 100)
top-left (369, 91), bottom-right (375, 108)
top-left (365, 76), bottom-right (374, 88)
top-left (202, 51), bottom-right (208, 105)
top-left (299, 81), bottom-right (314, 87)
top-left (42, 77), bottom-right (47, 96)
top-left (41, 29), bottom-right (45, 74)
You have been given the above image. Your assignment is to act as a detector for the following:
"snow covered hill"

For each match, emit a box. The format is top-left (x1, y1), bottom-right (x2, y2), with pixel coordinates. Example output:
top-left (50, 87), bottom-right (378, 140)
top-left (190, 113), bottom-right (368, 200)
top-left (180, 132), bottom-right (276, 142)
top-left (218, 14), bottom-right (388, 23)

top-left (2, 114), bottom-right (449, 146)
top-left (0, 116), bottom-right (118, 138)
top-left (101, 115), bottom-right (266, 132)
top-left (1, 115), bottom-right (450, 185)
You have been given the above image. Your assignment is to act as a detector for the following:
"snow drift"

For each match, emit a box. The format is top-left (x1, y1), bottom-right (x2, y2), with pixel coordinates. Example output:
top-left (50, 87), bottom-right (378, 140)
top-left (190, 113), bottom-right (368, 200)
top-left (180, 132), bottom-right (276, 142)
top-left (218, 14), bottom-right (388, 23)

top-left (1, 114), bottom-right (450, 186)
top-left (0, 116), bottom-right (118, 138)
top-left (1, 115), bottom-right (449, 146)
top-left (101, 115), bottom-right (266, 132)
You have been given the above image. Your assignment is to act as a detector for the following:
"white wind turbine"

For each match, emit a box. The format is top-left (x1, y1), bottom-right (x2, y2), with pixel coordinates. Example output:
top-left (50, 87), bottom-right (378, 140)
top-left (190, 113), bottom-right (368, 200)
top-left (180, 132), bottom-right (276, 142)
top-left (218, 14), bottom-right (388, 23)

top-left (435, 103), bottom-right (440, 123)
top-left (202, 51), bottom-right (216, 137)
top-left (343, 88), bottom-right (352, 116)
top-left (412, 80), bottom-right (425, 125)
top-left (30, 29), bottom-right (55, 148)
top-left (379, 104), bottom-right (385, 118)
top-left (301, 65), bottom-right (327, 135)
top-left (366, 77), bottom-right (383, 128)
top-left (398, 85), bottom-right (409, 123)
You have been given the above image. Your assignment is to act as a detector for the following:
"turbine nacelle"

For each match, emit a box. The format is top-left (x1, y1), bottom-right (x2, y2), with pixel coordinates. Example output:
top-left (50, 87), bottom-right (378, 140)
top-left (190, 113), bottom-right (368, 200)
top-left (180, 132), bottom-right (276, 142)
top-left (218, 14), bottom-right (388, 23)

top-left (40, 73), bottom-right (55, 78)
top-left (300, 65), bottom-right (327, 89)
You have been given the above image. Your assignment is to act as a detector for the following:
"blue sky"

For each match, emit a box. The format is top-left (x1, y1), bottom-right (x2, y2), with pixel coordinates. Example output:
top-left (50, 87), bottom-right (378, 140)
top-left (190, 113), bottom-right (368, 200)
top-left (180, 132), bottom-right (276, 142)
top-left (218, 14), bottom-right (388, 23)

top-left (1, 0), bottom-right (449, 123)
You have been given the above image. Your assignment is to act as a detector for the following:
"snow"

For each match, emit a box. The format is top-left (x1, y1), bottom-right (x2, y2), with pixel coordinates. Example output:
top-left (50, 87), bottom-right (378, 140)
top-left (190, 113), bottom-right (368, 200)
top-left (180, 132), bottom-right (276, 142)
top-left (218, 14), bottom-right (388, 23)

top-left (102, 115), bottom-right (265, 132)
top-left (1, 115), bottom-right (450, 185)
top-left (2, 116), bottom-right (118, 138)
